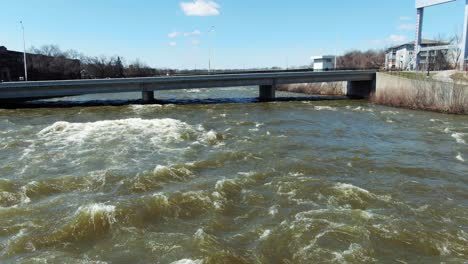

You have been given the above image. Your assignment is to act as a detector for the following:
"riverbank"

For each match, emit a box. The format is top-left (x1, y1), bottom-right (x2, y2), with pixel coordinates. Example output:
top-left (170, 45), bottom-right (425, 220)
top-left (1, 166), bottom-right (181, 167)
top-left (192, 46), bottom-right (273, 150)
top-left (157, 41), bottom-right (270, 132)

top-left (373, 72), bottom-right (468, 114)
top-left (278, 72), bottom-right (468, 114)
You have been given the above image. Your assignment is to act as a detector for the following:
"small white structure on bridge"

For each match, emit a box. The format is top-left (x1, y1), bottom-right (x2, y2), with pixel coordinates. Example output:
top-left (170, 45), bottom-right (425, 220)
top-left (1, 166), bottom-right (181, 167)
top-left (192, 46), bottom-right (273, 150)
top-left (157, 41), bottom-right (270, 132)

top-left (311, 56), bottom-right (336, 71)
top-left (415, 0), bottom-right (468, 70)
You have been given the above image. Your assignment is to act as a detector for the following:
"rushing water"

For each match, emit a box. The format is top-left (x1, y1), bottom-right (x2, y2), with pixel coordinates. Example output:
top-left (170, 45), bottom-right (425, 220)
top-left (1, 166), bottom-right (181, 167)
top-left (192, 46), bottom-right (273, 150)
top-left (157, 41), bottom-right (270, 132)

top-left (0, 87), bottom-right (467, 263)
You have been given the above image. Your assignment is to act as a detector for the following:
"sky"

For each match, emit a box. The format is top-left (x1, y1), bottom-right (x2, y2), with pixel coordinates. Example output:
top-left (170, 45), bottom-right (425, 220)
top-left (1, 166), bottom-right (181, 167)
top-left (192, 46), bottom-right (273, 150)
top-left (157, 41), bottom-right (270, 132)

top-left (0, 0), bottom-right (465, 69)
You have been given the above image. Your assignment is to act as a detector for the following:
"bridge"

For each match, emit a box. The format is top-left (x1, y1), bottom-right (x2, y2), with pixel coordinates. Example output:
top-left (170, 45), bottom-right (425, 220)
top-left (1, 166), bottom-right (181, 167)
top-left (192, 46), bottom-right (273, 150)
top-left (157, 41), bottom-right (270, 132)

top-left (0, 70), bottom-right (376, 104)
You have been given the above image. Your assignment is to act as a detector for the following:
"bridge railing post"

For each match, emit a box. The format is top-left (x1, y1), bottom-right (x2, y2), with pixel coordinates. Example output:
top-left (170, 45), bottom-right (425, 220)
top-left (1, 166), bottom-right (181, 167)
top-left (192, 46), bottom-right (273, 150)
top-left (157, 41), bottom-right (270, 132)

top-left (259, 83), bottom-right (276, 102)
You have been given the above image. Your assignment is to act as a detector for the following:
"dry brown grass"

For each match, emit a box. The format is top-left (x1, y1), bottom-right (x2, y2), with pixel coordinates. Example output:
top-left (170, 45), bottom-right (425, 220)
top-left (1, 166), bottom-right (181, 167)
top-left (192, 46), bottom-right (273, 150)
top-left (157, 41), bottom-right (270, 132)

top-left (277, 82), bottom-right (346, 96)
top-left (372, 74), bottom-right (468, 114)
top-left (451, 72), bottom-right (468, 83)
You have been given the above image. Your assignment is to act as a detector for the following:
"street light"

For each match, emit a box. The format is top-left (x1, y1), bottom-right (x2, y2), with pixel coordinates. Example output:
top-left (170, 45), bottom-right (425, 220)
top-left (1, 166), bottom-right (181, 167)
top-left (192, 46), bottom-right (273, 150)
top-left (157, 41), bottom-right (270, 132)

top-left (208, 26), bottom-right (215, 73)
top-left (19, 21), bottom-right (28, 81)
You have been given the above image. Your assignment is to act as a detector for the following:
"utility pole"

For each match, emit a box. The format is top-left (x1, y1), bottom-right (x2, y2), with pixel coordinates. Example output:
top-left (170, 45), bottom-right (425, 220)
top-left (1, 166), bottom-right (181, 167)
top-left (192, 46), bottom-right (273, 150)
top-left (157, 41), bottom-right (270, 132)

top-left (20, 21), bottom-right (28, 81)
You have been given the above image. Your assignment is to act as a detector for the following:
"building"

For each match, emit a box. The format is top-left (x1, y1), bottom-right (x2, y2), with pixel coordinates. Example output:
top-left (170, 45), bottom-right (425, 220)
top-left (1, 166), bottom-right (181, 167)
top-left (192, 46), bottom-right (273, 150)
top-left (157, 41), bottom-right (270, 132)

top-left (0, 46), bottom-right (80, 82)
top-left (311, 55), bottom-right (336, 71)
top-left (0, 46), bottom-right (22, 82)
top-left (385, 39), bottom-right (449, 71)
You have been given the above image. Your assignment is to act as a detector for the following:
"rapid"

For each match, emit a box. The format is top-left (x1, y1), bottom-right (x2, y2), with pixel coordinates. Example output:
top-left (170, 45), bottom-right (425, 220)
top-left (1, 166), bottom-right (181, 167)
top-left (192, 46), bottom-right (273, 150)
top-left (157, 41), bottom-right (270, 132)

top-left (0, 87), bottom-right (467, 263)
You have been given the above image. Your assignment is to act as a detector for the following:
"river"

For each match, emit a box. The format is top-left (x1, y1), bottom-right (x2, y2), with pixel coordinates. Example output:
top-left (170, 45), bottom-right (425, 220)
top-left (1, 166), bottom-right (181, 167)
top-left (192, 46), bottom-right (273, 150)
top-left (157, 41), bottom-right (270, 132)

top-left (0, 87), bottom-right (467, 263)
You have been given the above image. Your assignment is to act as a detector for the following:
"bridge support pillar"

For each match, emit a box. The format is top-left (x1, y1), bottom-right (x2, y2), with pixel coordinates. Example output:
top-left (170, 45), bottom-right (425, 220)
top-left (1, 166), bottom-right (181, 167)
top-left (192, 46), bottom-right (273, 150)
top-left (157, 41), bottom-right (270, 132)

top-left (142, 91), bottom-right (155, 104)
top-left (347, 80), bottom-right (375, 99)
top-left (259, 85), bottom-right (276, 102)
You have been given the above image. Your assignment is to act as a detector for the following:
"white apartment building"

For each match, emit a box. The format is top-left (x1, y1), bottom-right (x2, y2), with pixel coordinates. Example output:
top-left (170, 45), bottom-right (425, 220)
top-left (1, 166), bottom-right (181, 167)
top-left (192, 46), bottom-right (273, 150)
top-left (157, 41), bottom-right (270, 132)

top-left (385, 39), bottom-right (449, 70)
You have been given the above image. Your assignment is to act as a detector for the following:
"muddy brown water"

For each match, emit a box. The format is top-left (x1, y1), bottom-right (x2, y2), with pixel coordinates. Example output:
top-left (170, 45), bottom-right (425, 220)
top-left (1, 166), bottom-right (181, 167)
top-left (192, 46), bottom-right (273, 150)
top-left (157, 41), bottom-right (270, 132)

top-left (0, 87), bottom-right (467, 263)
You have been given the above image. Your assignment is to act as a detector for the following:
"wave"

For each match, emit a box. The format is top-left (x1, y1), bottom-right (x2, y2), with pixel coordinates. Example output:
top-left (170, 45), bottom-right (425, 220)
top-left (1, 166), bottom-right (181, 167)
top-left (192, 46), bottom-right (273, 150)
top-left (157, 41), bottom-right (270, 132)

top-left (38, 118), bottom-right (196, 144)
top-left (451, 133), bottom-right (466, 144)
top-left (346, 106), bottom-right (374, 112)
top-left (170, 259), bottom-right (203, 264)
top-left (314, 106), bottom-right (337, 111)
top-left (0, 181), bottom-right (30, 208)
top-left (15, 118), bottom-right (223, 177)
top-left (1, 203), bottom-right (117, 257)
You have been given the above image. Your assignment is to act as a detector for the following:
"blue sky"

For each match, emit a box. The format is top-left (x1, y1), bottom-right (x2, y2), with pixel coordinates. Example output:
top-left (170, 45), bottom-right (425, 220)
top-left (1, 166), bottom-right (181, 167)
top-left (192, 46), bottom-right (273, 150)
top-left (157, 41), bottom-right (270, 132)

top-left (0, 0), bottom-right (465, 69)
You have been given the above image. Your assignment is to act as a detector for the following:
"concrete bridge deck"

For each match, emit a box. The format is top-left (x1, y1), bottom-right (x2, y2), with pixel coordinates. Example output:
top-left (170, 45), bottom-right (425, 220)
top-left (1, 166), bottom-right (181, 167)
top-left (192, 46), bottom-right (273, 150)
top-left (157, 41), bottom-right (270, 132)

top-left (0, 70), bottom-right (376, 103)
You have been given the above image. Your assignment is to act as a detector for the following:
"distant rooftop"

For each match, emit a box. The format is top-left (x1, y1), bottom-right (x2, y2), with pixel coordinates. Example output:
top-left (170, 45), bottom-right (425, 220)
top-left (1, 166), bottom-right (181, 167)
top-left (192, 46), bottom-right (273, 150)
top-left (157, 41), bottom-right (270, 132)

top-left (310, 55), bottom-right (336, 60)
top-left (387, 39), bottom-right (450, 50)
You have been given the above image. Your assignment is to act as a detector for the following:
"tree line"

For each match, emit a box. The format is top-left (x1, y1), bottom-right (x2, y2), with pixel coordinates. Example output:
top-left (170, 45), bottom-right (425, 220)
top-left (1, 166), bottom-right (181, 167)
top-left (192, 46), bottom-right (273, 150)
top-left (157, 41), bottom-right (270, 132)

top-left (28, 45), bottom-right (173, 80)
top-left (336, 50), bottom-right (385, 70)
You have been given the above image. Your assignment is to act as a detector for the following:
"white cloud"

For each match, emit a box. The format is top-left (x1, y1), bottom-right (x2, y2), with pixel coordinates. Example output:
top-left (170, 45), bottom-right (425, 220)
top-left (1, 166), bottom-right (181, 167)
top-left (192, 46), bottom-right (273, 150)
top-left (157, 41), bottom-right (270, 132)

top-left (168, 32), bottom-right (182, 38)
top-left (184, 30), bottom-right (202, 37)
top-left (399, 24), bottom-right (415, 31)
top-left (169, 42), bottom-right (177, 46)
top-left (399, 16), bottom-right (412, 21)
top-left (387, 34), bottom-right (408, 43)
top-left (180, 0), bottom-right (220, 16)
top-left (191, 39), bottom-right (201, 45)
top-left (168, 30), bottom-right (201, 38)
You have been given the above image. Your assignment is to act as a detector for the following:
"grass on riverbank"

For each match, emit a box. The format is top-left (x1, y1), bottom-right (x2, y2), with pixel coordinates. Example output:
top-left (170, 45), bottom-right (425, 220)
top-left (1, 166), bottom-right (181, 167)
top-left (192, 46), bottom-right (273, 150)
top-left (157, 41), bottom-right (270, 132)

top-left (385, 71), bottom-right (435, 80)
top-left (372, 73), bottom-right (468, 114)
top-left (451, 72), bottom-right (468, 83)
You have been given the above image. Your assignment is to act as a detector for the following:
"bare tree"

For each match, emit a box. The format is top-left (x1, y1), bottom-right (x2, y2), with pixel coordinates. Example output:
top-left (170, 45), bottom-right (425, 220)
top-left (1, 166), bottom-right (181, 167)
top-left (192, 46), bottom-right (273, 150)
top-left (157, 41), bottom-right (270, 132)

top-left (336, 50), bottom-right (385, 70)
top-left (449, 28), bottom-right (463, 68)
top-left (30, 45), bottom-right (63, 57)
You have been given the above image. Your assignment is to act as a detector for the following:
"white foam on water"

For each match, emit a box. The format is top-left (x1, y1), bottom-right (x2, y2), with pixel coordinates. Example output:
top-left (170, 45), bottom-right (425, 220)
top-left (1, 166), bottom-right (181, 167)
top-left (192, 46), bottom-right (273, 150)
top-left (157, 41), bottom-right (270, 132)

top-left (382, 111), bottom-right (399, 115)
top-left (18, 118), bottom-right (221, 175)
top-left (194, 228), bottom-right (206, 239)
top-left (456, 153), bottom-right (465, 162)
top-left (314, 106), bottom-right (337, 111)
top-left (19, 185), bottom-right (31, 204)
top-left (154, 165), bottom-right (169, 173)
top-left (38, 118), bottom-right (193, 145)
top-left (436, 242), bottom-right (451, 256)
top-left (332, 243), bottom-right (364, 262)
top-left (458, 230), bottom-right (468, 242)
top-left (268, 205), bottom-right (279, 216)
top-left (350, 106), bottom-right (374, 112)
top-left (199, 130), bottom-right (218, 143)
top-left (130, 104), bottom-right (163, 113)
top-left (170, 259), bottom-right (203, 264)
top-left (451, 133), bottom-right (466, 144)
top-left (214, 179), bottom-right (230, 191)
top-left (287, 172), bottom-right (304, 177)
top-left (187, 89), bottom-right (202, 93)
top-left (334, 183), bottom-right (370, 194)
top-left (77, 203), bottom-right (117, 226)
top-left (152, 193), bottom-right (170, 205)
top-left (2, 228), bottom-right (27, 255)
top-left (259, 229), bottom-right (271, 240)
